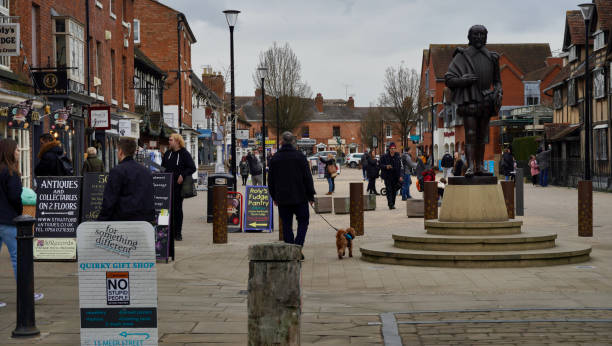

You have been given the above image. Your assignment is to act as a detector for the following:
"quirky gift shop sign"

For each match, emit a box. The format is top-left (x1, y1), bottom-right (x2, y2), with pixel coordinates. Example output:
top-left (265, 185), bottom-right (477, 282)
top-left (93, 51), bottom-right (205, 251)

top-left (34, 177), bottom-right (81, 260)
top-left (77, 222), bottom-right (158, 346)
top-left (243, 186), bottom-right (273, 232)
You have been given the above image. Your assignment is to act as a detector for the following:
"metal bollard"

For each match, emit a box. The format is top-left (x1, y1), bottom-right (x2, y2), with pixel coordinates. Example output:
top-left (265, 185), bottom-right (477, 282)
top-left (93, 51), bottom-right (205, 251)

top-left (515, 168), bottom-right (524, 216)
top-left (423, 181), bottom-right (438, 221)
top-left (578, 180), bottom-right (593, 237)
top-left (12, 215), bottom-right (40, 338)
top-left (212, 185), bottom-right (228, 244)
top-left (500, 180), bottom-right (515, 219)
top-left (350, 182), bottom-right (364, 236)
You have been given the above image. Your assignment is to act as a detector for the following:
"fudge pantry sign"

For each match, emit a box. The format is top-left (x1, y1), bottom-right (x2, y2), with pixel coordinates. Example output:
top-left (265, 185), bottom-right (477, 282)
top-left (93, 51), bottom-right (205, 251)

top-left (77, 222), bottom-right (158, 345)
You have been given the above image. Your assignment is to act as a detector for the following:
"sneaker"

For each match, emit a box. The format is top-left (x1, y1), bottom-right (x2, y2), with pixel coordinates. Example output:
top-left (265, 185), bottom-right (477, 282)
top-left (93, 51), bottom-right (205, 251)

top-left (0, 302), bottom-right (6, 308)
top-left (34, 293), bottom-right (44, 301)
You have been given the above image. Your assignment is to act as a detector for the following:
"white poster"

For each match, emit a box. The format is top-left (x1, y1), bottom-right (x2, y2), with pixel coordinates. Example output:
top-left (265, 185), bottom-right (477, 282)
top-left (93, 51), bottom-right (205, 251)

top-left (77, 222), bottom-right (158, 346)
top-left (236, 129), bottom-right (249, 140)
top-left (118, 119), bottom-right (131, 137)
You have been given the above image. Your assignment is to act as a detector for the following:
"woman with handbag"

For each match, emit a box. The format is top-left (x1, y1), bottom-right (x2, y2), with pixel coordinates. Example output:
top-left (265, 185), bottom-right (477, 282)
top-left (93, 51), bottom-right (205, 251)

top-left (320, 153), bottom-right (337, 195)
top-left (162, 134), bottom-right (196, 241)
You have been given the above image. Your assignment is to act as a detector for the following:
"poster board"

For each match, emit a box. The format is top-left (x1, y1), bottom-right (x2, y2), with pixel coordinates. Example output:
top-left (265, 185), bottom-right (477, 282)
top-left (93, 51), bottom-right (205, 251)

top-left (317, 160), bottom-right (326, 179)
top-left (82, 173), bottom-right (108, 222)
top-left (34, 176), bottom-right (81, 261)
top-left (197, 171), bottom-right (208, 191)
top-left (227, 191), bottom-right (242, 233)
top-left (77, 221), bottom-right (158, 346)
top-left (243, 186), bottom-right (273, 232)
top-left (152, 173), bottom-right (172, 262)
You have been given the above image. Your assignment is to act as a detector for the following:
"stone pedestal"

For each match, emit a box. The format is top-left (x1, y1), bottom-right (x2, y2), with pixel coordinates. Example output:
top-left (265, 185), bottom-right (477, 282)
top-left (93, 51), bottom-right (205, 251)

top-left (439, 177), bottom-right (508, 222)
top-left (406, 199), bottom-right (424, 217)
top-left (314, 196), bottom-right (332, 214)
top-left (248, 242), bottom-right (301, 346)
top-left (333, 196), bottom-right (350, 214)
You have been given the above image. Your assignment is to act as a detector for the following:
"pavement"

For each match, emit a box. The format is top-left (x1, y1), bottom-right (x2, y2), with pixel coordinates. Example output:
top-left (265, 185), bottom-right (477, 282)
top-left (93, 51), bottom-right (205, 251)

top-left (0, 168), bottom-right (611, 345)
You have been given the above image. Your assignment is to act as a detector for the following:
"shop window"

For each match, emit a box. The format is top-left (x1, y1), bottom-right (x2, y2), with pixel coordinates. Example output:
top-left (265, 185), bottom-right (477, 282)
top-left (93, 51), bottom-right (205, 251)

top-left (0, 0), bottom-right (10, 70)
top-left (301, 126), bottom-right (309, 138)
top-left (53, 16), bottom-right (85, 85)
top-left (332, 126), bottom-right (340, 137)
top-left (593, 69), bottom-right (605, 99)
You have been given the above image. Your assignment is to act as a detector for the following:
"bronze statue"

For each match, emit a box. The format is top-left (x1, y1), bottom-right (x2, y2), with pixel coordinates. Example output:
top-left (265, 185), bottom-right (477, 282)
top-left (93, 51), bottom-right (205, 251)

top-left (445, 25), bottom-right (502, 176)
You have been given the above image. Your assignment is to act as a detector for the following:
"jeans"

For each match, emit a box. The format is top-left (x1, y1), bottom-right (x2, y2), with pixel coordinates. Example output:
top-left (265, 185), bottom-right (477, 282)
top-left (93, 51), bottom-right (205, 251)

top-left (251, 174), bottom-right (263, 186)
top-left (384, 179), bottom-right (399, 207)
top-left (362, 167), bottom-right (367, 179)
top-left (367, 177), bottom-right (377, 193)
top-left (443, 167), bottom-right (452, 179)
top-left (0, 224), bottom-right (17, 280)
top-left (327, 177), bottom-right (335, 193)
top-left (278, 202), bottom-right (310, 246)
top-left (401, 173), bottom-right (412, 199)
top-left (540, 168), bottom-right (549, 187)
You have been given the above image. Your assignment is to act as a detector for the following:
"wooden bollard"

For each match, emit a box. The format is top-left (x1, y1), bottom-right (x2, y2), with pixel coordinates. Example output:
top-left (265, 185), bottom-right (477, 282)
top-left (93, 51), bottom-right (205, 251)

top-left (500, 180), bottom-right (515, 219)
top-left (212, 185), bottom-right (228, 243)
top-left (350, 182), bottom-right (364, 236)
top-left (578, 180), bottom-right (593, 237)
top-left (278, 218), bottom-right (284, 241)
top-left (423, 181), bottom-right (438, 221)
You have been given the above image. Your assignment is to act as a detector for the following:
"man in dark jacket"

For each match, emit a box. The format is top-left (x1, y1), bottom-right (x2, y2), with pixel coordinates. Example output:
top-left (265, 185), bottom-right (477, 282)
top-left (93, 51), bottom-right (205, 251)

top-left (34, 134), bottom-right (69, 176)
top-left (246, 150), bottom-right (263, 185)
top-left (379, 143), bottom-right (403, 209)
top-left (440, 152), bottom-right (454, 179)
top-left (500, 148), bottom-right (514, 181)
top-left (268, 131), bottom-right (316, 249)
top-left (98, 138), bottom-right (155, 222)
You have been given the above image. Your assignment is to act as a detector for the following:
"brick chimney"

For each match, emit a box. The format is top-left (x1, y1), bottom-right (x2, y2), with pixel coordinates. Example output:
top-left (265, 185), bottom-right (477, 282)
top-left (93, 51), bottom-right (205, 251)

top-left (545, 56), bottom-right (563, 67)
top-left (254, 88), bottom-right (262, 106)
top-left (315, 93), bottom-right (323, 112)
top-left (202, 67), bottom-right (225, 100)
top-left (347, 96), bottom-right (354, 109)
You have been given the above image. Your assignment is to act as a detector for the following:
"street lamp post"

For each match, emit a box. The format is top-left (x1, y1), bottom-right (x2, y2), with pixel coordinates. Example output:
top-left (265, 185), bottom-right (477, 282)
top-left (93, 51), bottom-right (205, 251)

top-left (578, 2), bottom-right (595, 237)
top-left (276, 97), bottom-right (280, 150)
top-left (258, 66), bottom-right (268, 184)
top-left (223, 10), bottom-right (240, 191)
top-left (430, 89), bottom-right (436, 167)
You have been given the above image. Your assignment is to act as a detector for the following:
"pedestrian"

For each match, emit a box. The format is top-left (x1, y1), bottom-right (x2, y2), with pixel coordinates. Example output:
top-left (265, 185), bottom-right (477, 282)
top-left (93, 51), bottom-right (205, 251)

top-left (379, 143), bottom-right (402, 209)
top-left (0, 139), bottom-right (44, 307)
top-left (401, 148), bottom-right (417, 200)
top-left (98, 138), bottom-right (155, 222)
top-left (536, 145), bottom-right (551, 187)
top-left (529, 154), bottom-right (540, 186)
top-left (365, 149), bottom-right (380, 195)
top-left (440, 151), bottom-right (454, 179)
top-left (438, 177), bottom-right (447, 199)
top-left (452, 152), bottom-right (464, 177)
top-left (246, 150), bottom-right (264, 185)
top-left (34, 133), bottom-right (71, 176)
top-left (82, 147), bottom-right (104, 173)
top-left (161, 133), bottom-right (196, 241)
top-left (500, 148), bottom-right (514, 181)
top-left (239, 156), bottom-right (249, 185)
top-left (319, 153), bottom-right (337, 195)
top-left (268, 132), bottom-right (316, 255)
top-left (361, 149), bottom-right (368, 181)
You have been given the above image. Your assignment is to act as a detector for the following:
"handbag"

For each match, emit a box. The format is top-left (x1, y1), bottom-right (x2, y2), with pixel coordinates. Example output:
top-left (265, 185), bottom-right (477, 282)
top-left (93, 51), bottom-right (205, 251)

top-left (175, 151), bottom-right (197, 198)
top-left (327, 163), bottom-right (338, 178)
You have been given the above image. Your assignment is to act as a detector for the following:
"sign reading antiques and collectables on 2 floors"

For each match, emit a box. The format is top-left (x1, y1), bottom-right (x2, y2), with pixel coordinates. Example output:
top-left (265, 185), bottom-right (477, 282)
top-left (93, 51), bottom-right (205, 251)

top-left (77, 221), bottom-right (158, 346)
top-left (0, 23), bottom-right (20, 56)
top-left (243, 185), bottom-right (273, 232)
top-left (34, 176), bottom-right (81, 261)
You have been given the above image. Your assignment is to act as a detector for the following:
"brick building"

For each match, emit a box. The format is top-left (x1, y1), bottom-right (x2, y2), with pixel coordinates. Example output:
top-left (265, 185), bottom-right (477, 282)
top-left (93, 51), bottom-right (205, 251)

top-left (418, 43), bottom-right (558, 169)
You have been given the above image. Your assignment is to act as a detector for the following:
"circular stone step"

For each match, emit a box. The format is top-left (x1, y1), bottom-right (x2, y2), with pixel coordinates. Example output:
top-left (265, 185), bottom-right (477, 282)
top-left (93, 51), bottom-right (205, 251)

top-left (393, 233), bottom-right (557, 251)
top-left (360, 242), bottom-right (591, 268)
top-left (425, 220), bottom-right (523, 235)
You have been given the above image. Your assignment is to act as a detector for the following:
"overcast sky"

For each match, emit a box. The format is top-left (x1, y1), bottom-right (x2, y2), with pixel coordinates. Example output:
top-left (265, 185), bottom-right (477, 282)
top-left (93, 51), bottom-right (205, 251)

top-left (159, 0), bottom-right (580, 106)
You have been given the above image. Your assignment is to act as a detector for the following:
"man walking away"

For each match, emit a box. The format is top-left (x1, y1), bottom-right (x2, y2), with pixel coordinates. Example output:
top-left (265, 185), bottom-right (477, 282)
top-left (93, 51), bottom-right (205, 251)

top-left (268, 132), bottom-right (316, 254)
top-left (82, 147), bottom-right (104, 173)
top-left (401, 148), bottom-right (417, 200)
top-left (536, 145), bottom-right (551, 187)
top-left (98, 138), bottom-right (155, 222)
top-left (365, 149), bottom-right (380, 195)
top-left (379, 143), bottom-right (402, 209)
top-left (441, 151), bottom-right (454, 179)
top-left (501, 148), bottom-right (514, 181)
top-left (247, 150), bottom-right (264, 185)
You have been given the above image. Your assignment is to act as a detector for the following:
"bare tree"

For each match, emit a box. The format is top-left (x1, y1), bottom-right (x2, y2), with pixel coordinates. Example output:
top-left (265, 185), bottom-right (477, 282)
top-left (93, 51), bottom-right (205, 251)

top-left (379, 64), bottom-right (420, 149)
top-left (253, 42), bottom-right (312, 133)
top-left (360, 107), bottom-right (383, 151)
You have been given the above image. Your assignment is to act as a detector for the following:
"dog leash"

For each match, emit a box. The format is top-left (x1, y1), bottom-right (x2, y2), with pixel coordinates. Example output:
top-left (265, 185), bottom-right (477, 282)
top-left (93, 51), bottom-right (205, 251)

top-left (309, 202), bottom-right (339, 231)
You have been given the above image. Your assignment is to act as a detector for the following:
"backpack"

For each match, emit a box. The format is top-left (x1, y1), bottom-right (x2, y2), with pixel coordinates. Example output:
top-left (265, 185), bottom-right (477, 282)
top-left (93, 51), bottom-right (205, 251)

top-left (58, 154), bottom-right (74, 175)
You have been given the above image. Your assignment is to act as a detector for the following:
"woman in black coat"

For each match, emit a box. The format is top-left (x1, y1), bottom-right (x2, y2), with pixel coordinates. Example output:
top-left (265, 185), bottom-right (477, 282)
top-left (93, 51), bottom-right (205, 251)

top-left (365, 151), bottom-right (380, 194)
top-left (161, 134), bottom-right (196, 241)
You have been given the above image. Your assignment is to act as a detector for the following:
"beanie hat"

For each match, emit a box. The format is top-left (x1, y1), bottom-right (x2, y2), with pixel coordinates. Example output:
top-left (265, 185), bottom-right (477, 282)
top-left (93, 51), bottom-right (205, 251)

top-left (388, 142), bottom-right (396, 149)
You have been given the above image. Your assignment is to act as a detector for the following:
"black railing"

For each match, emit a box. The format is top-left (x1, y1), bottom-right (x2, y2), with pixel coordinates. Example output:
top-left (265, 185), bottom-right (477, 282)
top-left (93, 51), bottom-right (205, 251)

top-left (550, 158), bottom-right (611, 192)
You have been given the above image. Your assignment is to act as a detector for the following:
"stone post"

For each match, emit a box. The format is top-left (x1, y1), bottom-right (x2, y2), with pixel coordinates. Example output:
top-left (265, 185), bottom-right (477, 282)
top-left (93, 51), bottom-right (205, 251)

top-left (515, 168), bottom-right (524, 216)
top-left (424, 181), bottom-right (438, 221)
top-left (500, 180), bottom-right (515, 219)
top-left (248, 242), bottom-right (301, 346)
top-left (212, 185), bottom-right (227, 244)
top-left (12, 215), bottom-right (40, 338)
top-left (578, 180), bottom-right (593, 237)
top-left (350, 182), bottom-right (364, 236)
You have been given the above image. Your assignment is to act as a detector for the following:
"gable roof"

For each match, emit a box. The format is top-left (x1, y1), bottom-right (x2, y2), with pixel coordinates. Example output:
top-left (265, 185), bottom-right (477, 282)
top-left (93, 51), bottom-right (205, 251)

top-left (594, 0), bottom-right (612, 32)
top-left (428, 43), bottom-right (552, 79)
top-left (564, 10), bottom-right (586, 50)
top-left (144, 0), bottom-right (197, 43)
top-left (523, 64), bottom-right (559, 82)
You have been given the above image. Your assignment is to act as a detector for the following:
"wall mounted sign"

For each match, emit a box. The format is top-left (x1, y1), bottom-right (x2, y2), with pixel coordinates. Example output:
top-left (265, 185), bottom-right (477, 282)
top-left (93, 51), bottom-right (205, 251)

top-left (0, 23), bottom-right (20, 56)
top-left (118, 119), bottom-right (131, 137)
top-left (77, 221), bottom-right (158, 346)
top-left (89, 106), bottom-right (111, 130)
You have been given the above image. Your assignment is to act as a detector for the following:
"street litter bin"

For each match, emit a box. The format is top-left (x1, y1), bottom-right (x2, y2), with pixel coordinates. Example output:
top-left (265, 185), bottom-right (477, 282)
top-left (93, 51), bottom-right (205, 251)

top-left (207, 173), bottom-right (235, 223)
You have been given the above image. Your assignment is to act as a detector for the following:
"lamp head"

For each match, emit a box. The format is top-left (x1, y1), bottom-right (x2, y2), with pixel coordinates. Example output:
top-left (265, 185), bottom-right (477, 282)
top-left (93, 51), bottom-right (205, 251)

top-left (223, 10), bottom-right (240, 27)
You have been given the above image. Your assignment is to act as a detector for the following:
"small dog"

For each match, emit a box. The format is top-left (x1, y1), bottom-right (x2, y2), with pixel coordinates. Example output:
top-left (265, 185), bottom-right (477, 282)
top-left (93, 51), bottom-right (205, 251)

top-left (336, 227), bottom-right (356, 259)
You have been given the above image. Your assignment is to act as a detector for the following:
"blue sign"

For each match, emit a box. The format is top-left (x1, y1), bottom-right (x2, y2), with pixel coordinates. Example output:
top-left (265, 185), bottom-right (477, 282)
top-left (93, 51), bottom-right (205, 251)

top-left (241, 139), bottom-right (249, 148)
top-left (410, 135), bottom-right (421, 142)
top-left (197, 129), bottom-right (212, 138)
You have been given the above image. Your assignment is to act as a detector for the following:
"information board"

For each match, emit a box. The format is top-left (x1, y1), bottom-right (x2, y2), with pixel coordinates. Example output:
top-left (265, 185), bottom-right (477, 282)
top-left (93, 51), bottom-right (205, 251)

top-left (82, 173), bottom-right (108, 222)
top-left (197, 171), bottom-right (208, 191)
top-left (243, 186), bottom-right (273, 232)
top-left (152, 173), bottom-right (172, 261)
top-left (34, 176), bottom-right (81, 261)
top-left (227, 192), bottom-right (242, 233)
top-left (77, 221), bottom-right (158, 346)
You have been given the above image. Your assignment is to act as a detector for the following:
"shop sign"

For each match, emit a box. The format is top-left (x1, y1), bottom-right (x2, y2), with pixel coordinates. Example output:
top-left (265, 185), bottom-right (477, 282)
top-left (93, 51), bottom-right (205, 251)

top-left (6, 99), bottom-right (34, 129)
top-left (443, 131), bottom-right (455, 137)
top-left (0, 23), bottom-right (20, 56)
top-left (265, 139), bottom-right (276, 145)
top-left (118, 119), bottom-right (131, 137)
top-left (89, 106), bottom-right (111, 130)
top-left (77, 222), bottom-right (158, 345)
top-left (236, 129), bottom-right (249, 140)
top-left (33, 70), bottom-right (68, 95)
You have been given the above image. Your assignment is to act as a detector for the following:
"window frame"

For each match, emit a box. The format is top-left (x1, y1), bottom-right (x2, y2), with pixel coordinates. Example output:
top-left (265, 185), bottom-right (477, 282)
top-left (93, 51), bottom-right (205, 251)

top-left (133, 19), bottom-right (140, 43)
top-left (385, 124), bottom-right (392, 138)
top-left (332, 126), bottom-right (340, 137)
top-left (568, 45), bottom-right (578, 62)
top-left (568, 78), bottom-right (577, 106)
top-left (52, 16), bottom-right (85, 85)
top-left (553, 89), bottom-right (563, 109)
top-left (593, 68), bottom-right (606, 99)
top-left (593, 30), bottom-right (606, 51)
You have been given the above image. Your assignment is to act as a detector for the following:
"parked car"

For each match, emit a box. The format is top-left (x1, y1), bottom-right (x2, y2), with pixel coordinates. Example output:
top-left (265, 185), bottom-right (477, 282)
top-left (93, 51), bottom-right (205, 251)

top-left (307, 151), bottom-right (337, 161)
top-left (346, 153), bottom-right (364, 168)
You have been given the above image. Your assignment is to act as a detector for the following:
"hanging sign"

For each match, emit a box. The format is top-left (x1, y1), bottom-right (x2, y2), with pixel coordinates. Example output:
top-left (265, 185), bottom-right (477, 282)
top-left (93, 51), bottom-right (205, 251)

top-left (0, 23), bottom-right (20, 56)
top-left (77, 221), bottom-right (158, 346)
top-left (243, 186), bottom-right (273, 232)
top-left (89, 106), bottom-right (111, 130)
top-left (33, 70), bottom-right (68, 95)
top-left (81, 173), bottom-right (108, 222)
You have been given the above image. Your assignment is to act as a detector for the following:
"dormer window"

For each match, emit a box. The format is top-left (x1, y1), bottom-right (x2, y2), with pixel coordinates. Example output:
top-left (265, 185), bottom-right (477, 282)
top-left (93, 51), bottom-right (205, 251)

top-left (569, 45), bottom-right (578, 62)
top-left (594, 30), bottom-right (606, 51)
